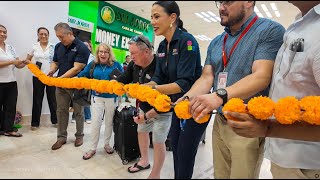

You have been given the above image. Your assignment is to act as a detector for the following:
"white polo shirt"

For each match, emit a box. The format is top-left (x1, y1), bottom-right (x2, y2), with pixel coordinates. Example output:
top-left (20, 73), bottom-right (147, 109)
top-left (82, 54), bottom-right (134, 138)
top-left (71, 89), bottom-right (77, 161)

top-left (28, 42), bottom-right (55, 75)
top-left (0, 43), bottom-right (17, 83)
top-left (266, 4), bottom-right (320, 169)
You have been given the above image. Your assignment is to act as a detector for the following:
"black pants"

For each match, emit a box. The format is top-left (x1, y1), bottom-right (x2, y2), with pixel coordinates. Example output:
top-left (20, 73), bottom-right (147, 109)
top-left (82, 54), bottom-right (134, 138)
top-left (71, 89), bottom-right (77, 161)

top-left (31, 76), bottom-right (57, 127)
top-left (169, 112), bottom-right (210, 179)
top-left (0, 82), bottom-right (18, 133)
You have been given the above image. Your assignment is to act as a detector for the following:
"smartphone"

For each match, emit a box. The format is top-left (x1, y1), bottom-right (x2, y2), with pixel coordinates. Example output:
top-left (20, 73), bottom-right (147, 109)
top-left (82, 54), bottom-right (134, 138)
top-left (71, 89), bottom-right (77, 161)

top-left (36, 61), bottom-right (42, 69)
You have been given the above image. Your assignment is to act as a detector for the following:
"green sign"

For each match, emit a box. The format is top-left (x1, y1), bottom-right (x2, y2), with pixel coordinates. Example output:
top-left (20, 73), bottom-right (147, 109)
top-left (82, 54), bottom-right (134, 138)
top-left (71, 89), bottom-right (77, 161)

top-left (68, 1), bottom-right (154, 63)
top-left (97, 1), bottom-right (153, 41)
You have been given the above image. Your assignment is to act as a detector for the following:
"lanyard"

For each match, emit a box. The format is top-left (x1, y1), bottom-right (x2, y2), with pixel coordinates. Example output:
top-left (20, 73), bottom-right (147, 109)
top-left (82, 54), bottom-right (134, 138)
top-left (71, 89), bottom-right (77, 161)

top-left (222, 15), bottom-right (258, 70)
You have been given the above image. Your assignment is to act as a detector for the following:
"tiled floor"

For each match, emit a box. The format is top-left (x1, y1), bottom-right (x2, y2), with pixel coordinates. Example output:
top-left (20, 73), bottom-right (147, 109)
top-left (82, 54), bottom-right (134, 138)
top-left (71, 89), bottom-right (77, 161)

top-left (0, 111), bottom-right (272, 179)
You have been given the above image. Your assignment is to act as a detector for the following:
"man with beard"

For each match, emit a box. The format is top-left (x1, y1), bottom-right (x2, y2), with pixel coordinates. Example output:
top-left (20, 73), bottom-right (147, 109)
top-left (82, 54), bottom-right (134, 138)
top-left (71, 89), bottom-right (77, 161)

top-left (178, 1), bottom-right (285, 178)
top-left (225, 1), bottom-right (320, 178)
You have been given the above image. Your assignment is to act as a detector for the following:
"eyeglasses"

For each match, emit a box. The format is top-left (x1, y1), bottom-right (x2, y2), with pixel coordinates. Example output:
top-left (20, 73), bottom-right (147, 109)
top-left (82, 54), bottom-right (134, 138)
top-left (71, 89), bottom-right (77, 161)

top-left (130, 36), bottom-right (153, 49)
top-left (215, 1), bottom-right (234, 8)
top-left (99, 50), bottom-right (109, 54)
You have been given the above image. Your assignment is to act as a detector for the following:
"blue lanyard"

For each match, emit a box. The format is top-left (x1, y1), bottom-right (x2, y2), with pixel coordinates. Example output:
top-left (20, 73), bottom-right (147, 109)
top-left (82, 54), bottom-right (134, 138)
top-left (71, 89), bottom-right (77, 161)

top-left (180, 120), bottom-right (186, 131)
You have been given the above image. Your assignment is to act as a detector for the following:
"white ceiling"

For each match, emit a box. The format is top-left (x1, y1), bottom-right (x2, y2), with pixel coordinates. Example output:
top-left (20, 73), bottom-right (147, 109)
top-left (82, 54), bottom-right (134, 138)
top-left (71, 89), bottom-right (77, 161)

top-left (108, 1), bottom-right (300, 62)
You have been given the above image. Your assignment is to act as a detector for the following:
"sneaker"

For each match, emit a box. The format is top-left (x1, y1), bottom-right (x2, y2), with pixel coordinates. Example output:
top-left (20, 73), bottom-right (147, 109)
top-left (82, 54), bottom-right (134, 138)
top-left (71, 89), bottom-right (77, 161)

top-left (71, 119), bottom-right (76, 123)
top-left (31, 126), bottom-right (39, 131)
top-left (86, 120), bottom-right (91, 124)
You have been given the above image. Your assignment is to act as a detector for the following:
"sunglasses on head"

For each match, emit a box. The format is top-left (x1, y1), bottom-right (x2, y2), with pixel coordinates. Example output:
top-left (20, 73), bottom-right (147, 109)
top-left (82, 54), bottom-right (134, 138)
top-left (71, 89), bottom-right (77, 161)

top-left (130, 36), bottom-right (152, 49)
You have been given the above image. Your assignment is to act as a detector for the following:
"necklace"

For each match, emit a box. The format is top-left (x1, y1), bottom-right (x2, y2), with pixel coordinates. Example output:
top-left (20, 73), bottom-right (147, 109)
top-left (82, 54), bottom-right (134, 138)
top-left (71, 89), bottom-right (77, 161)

top-left (100, 64), bottom-right (107, 72)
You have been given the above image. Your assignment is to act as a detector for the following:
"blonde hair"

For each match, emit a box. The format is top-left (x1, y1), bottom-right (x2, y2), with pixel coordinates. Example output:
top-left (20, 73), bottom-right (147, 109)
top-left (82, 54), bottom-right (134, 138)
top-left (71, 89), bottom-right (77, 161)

top-left (95, 43), bottom-right (116, 65)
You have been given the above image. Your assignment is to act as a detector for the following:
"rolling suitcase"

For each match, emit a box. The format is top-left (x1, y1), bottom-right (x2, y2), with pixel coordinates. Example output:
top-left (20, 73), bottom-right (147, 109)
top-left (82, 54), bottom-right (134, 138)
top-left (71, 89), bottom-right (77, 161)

top-left (113, 105), bottom-right (140, 165)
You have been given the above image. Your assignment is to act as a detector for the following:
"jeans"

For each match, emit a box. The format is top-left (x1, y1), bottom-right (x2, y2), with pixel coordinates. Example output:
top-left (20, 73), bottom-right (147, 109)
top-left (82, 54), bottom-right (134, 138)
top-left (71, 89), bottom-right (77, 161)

top-left (84, 106), bottom-right (91, 120)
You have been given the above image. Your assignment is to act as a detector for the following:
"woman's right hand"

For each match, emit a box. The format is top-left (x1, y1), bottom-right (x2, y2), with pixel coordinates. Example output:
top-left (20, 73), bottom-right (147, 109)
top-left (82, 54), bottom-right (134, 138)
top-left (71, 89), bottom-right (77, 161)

top-left (12, 60), bottom-right (23, 66)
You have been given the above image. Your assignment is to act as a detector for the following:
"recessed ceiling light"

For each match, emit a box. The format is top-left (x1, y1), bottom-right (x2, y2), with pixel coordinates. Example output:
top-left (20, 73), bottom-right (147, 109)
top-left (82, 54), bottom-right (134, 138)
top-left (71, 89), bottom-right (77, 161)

top-left (261, 4), bottom-right (269, 12)
top-left (270, 3), bottom-right (278, 11)
top-left (257, 12), bottom-right (264, 18)
top-left (274, 11), bottom-right (280, 17)
top-left (195, 12), bottom-right (204, 18)
top-left (254, 6), bottom-right (260, 13)
top-left (207, 11), bottom-right (217, 17)
top-left (201, 12), bottom-right (210, 18)
top-left (265, 11), bottom-right (273, 18)
top-left (209, 17), bottom-right (217, 22)
top-left (203, 18), bottom-right (211, 23)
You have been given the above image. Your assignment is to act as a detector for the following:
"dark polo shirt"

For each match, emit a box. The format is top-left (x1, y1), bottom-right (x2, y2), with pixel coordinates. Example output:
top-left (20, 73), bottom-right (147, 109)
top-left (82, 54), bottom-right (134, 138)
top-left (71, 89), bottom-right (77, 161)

top-left (53, 37), bottom-right (90, 77)
top-left (116, 55), bottom-right (156, 113)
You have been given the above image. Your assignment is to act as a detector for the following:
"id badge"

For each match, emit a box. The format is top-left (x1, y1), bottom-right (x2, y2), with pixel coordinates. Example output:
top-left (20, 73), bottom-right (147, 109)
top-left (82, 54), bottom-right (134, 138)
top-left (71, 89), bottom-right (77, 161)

top-left (217, 72), bottom-right (228, 89)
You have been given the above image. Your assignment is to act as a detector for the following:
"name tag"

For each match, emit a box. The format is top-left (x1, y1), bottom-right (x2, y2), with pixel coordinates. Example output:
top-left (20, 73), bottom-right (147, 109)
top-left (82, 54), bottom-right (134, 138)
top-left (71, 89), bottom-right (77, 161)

top-left (217, 72), bottom-right (228, 89)
top-left (158, 53), bottom-right (165, 58)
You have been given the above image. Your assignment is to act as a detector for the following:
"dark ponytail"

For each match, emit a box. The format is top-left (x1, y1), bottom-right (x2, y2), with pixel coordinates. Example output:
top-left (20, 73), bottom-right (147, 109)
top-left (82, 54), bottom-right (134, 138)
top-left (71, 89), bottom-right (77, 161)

top-left (177, 18), bottom-right (187, 32)
top-left (153, 1), bottom-right (187, 32)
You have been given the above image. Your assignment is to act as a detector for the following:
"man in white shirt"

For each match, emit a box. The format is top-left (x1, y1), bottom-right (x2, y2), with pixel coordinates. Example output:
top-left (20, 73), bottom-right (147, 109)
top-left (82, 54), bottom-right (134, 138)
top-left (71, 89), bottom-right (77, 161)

top-left (225, 1), bottom-right (320, 178)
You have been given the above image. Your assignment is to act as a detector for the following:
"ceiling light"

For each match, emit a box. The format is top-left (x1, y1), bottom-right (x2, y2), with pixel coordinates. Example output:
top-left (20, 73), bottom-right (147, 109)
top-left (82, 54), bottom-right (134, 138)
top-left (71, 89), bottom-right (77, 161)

top-left (270, 3), bottom-right (278, 11)
top-left (265, 11), bottom-right (273, 18)
top-left (257, 12), bottom-right (264, 18)
top-left (209, 17), bottom-right (217, 22)
top-left (261, 4), bottom-right (269, 12)
top-left (207, 11), bottom-right (217, 17)
top-left (254, 6), bottom-right (260, 12)
top-left (195, 35), bottom-right (206, 41)
top-left (201, 12), bottom-right (210, 18)
top-left (203, 18), bottom-right (211, 23)
top-left (274, 11), bottom-right (280, 17)
top-left (215, 17), bottom-right (221, 21)
top-left (195, 12), bottom-right (204, 18)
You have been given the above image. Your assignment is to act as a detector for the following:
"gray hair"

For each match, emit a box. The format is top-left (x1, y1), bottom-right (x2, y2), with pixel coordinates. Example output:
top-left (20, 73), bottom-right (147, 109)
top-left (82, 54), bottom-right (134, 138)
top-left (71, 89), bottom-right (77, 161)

top-left (54, 22), bottom-right (73, 34)
top-left (128, 35), bottom-right (153, 51)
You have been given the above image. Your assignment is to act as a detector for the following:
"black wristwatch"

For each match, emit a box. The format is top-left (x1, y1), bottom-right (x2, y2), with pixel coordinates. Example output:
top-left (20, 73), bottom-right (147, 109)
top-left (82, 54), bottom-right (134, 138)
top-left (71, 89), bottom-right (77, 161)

top-left (216, 88), bottom-right (228, 106)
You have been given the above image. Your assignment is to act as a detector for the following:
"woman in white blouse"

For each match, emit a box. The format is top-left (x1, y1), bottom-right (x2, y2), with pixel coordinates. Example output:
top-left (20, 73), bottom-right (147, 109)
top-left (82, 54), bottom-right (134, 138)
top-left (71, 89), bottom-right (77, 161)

top-left (25, 27), bottom-right (57, 130)
top-left (0, 24), bottom-right (26, 137)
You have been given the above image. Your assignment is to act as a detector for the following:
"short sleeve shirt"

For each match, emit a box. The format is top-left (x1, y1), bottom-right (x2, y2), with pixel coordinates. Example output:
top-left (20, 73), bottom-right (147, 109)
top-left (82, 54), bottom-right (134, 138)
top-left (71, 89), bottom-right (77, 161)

top-left (27, 42), bottom-right (55, 74)
top-left (0, 43), bottom-right (18, 82)
top-left (205, 13), bottom-right (285, 103)
top-left (53, 37), bottom-right (90, 77)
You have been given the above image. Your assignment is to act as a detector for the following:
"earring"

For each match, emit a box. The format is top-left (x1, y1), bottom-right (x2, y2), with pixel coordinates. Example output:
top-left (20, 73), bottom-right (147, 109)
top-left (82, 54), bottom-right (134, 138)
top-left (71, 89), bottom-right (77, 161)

top-left (170, 23), bottom-right (172, 28)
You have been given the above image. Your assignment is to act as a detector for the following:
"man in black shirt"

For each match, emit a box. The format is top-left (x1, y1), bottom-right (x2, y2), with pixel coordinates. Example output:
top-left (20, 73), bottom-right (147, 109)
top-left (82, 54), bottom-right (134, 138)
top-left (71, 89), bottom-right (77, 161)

top-left (49, 22), bottom-right (90, 150)
top-left (116, 35), bottom-right (172, 178)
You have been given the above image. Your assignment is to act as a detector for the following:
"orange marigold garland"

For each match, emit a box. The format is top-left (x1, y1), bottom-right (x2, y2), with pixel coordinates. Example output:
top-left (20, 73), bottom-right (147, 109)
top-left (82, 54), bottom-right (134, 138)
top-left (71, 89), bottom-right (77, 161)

top-left (274, 96), bottom-right (301, 124)
top-left (113, 82), bottom-right (125, 96)
top-left (195, 114), bottom-right (211, 124)
top-left (146, 90), bottom-right (161, 106)
top-left (154, 94), bottom-right (171, 112)
top-left (300, 96), bottom-right (320, 125)
top-left (174, 100), bottom-right (192, 120)
top-left (222, 98), bottom-right (247, 121)
top-left (247, 96), bottom-right (275, 120)
top-left (137, 85), bottom-right (153, 102)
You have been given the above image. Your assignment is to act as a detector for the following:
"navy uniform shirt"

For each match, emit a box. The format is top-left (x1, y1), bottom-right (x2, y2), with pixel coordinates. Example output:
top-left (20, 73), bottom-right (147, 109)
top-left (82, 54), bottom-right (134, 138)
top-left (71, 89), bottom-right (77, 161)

top-left (116, 55), bottom-right (157, 113)
top-left (53, 37), bottom-right (90, 77)
top-left (151, 28), bottom-right (202, 102)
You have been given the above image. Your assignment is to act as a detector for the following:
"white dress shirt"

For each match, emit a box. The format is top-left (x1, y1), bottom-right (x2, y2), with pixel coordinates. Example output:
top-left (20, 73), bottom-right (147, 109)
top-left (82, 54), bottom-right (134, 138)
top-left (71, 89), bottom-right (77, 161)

top-left (0, 43), bottom-right (17, 82)
top-left (28, 42), bottom-right (55, 75)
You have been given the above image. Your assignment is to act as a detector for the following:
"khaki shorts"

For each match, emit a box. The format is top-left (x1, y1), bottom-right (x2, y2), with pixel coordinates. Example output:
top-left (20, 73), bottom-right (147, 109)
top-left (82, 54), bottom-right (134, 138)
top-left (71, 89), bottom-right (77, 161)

top-left (137, 112), bottom-right (172, 143)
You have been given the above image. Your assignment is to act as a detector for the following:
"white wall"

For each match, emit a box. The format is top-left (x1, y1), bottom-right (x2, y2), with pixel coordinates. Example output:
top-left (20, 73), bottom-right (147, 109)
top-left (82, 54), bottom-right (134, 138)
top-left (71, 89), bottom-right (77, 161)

top-left (0, 1), bottom-right (69, 116)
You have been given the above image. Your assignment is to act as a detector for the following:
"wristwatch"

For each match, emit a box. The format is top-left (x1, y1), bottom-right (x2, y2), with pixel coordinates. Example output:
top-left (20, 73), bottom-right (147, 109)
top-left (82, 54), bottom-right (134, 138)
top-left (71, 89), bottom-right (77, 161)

top-left (216, 88), bottom-right (228, 106)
